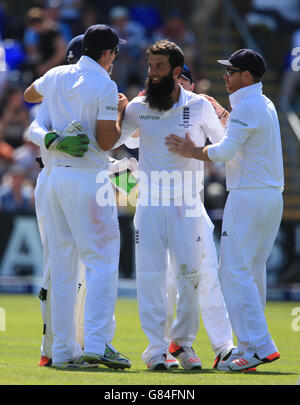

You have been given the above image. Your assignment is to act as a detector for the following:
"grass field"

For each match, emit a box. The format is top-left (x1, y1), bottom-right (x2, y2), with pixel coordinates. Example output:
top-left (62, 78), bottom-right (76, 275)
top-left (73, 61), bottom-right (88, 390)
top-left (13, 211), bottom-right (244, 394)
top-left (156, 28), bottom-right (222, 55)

top-left (0, 294), bottom-right (299, 387)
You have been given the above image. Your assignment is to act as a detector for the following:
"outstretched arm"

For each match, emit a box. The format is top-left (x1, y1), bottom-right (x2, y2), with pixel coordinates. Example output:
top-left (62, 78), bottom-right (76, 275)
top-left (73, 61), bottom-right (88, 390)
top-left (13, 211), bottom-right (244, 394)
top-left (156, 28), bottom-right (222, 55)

top-left (165, 133), bottom-right (211, 161)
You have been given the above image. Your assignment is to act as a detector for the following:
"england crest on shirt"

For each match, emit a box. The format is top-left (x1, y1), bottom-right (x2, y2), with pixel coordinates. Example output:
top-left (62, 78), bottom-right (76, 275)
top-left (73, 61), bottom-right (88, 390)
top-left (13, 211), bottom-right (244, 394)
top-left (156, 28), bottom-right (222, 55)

top-left (179, 106), bottom-right (193, 128)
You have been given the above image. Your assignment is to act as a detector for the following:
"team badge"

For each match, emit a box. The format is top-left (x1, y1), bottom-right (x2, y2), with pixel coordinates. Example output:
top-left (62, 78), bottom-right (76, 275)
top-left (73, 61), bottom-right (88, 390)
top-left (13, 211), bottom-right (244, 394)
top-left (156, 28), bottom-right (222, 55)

top-left (179, 106), bottom-right (192, 128)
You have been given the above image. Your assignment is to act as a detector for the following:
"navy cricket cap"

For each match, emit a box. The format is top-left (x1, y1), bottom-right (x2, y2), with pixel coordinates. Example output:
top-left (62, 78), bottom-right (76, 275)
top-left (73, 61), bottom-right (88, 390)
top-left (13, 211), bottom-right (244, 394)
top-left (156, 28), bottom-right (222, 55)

top-left (181, 64), bottom-right (193, 84)
top-left (83, 24), bottom-right (126, 59)
top-left (66, 34), bottom-right (84, 63)
top-left (217, 49), bottom-right (266, 77)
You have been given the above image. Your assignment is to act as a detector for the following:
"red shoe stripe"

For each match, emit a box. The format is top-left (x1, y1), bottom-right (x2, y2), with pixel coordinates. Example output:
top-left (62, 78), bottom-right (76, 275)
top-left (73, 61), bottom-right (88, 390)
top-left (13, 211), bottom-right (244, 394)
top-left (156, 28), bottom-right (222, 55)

top-left (188, 358), bottom-right (201, 363)
top-left (213, 356), bottom-right (219, 369)
top-left (264, 352), bottom-right (280, 362)
top-left (234, 358), bottom-right (248, 367)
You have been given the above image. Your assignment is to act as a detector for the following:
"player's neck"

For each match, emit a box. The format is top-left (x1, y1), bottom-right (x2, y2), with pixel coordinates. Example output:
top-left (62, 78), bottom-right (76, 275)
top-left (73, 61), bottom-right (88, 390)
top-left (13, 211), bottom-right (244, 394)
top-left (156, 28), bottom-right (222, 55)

top-left (171, 83), bottom-right (181, 105)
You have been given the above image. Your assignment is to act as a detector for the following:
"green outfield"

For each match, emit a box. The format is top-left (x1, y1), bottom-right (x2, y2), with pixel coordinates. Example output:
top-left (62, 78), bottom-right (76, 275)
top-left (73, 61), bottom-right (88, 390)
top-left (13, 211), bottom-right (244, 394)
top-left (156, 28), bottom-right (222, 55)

top-left (0, 294), bottom-right (299, 386)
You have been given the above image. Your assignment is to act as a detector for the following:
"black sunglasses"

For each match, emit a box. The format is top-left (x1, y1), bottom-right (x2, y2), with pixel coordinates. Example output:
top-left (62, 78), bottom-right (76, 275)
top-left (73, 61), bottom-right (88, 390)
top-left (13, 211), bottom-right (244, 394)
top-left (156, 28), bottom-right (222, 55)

top-left (226, 67), bottom-right (243, 76)
top-left (113, 46), bottom-right (119, 55)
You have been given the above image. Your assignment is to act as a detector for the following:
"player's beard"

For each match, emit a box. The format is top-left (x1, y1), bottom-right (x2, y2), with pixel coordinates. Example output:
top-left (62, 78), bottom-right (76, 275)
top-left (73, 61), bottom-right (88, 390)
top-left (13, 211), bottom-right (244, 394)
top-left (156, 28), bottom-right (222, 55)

top-left (145, 71), bottom-right (175, 111)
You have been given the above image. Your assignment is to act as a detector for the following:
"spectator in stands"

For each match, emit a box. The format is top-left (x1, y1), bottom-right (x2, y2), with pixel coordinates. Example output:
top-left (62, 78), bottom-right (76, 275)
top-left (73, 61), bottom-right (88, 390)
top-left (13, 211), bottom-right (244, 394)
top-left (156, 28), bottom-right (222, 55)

top-left (129, 4), bottom-right (162, 38)
top-left (152, 10), bottom-right (197, 70)
top-left (109, 5), bottom-right (149, 91)
top-left (58, 0), bottom-right (83, 37)
top-left (78, 5), bottom-right (99, 34)
top-left (23, 7), bottom-right (44, 68)
top-left (44, 0), bottom-right (73, 44)
top-left (23, 6), bottom-right (67, 79)
top-left (0, 87), bottom-right (30, 149)
top-left (13, 134), bottom-right (41, 183)
top-left (0, 164), bottom-right (34, 212)
top-left (0, 140), bottom-right (13, 179)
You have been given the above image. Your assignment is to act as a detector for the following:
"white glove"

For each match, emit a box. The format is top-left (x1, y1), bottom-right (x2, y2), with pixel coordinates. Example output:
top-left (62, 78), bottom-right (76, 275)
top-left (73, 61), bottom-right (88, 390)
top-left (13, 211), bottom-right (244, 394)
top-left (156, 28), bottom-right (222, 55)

top-left (108, 157), bottom-right (138, 174)
top-left (57, 120), bottom-right (87, 136)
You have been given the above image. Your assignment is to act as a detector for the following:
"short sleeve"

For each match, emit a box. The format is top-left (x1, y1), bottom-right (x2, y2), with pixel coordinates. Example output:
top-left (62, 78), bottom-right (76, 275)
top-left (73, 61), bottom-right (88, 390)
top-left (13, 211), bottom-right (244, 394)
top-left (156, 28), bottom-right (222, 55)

top-left (121, 100), bottom-right (140, 140)
top-left (33, 68), bottom-right (55, 96)
top-left (112, 100), bottom-right (140, 149)
top-left (97, 80), bottom-right (119, 121)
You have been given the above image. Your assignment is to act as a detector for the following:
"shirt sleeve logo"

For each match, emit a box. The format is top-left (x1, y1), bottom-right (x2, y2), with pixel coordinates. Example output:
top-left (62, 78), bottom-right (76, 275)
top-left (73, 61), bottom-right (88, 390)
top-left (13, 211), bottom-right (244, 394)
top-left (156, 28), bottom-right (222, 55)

top-left (106, 105), bottom-right (118, 111)
top-left (230, 118), bottom-right (248, 127)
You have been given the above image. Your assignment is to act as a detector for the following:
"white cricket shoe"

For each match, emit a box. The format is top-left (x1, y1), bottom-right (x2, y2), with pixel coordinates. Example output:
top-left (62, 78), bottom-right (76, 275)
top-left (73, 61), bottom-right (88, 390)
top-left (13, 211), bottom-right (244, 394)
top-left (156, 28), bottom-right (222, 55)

top-left (166, 352), bottom-right (179, 369)
top-left (51, 356), bottom-right (98, 369)
top-left (83, 345), bottom-right (131, 369)
top-left (169, 342), bottom-right (202, 370)
top-left (214, 348), bottom-right (257, 372)
top-left (147, 354), bottom-right (168, 371)
top-left (213, 346), bottom-right (236, 370)
top-left (229, 351), bottom-right (280, 371)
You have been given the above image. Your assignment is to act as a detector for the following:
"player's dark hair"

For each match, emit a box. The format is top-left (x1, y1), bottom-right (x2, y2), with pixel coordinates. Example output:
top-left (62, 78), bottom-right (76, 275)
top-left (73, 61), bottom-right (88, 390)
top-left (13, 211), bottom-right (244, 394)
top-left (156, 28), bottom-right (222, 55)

top-left (146, 40), bottom-right (184, 71)
top-left (251, 74), bottom-right (261, 83)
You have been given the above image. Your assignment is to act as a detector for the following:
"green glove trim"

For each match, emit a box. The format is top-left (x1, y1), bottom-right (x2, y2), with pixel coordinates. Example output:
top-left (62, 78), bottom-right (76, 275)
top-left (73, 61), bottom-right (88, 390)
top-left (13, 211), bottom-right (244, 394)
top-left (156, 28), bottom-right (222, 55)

top-left (44, 132), bottom-right (59, 149)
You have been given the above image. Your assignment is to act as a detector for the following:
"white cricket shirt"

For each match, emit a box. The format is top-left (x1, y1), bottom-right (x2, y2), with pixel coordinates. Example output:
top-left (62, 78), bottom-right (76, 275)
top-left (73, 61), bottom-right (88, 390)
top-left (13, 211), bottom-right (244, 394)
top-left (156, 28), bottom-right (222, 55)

top-left (33, 55), bottom-right (119, 169)
top-left (121, 87), bottom-right (224, 199)
top-left (207, 82), bottom-right (284, 190)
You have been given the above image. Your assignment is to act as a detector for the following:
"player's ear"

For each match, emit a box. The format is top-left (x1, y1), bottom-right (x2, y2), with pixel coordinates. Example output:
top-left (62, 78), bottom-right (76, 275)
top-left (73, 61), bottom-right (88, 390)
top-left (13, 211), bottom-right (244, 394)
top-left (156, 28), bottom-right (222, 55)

top-left (173, 66), bottom-right (182, 79)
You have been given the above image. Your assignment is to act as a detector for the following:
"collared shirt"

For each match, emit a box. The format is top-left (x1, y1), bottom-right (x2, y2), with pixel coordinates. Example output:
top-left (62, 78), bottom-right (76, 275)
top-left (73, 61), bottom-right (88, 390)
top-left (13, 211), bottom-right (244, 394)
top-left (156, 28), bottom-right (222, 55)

top-left (33, 55), bottom-right (119, 169)
top-left (207, 82), bottom-right (284, 190)
top-left (121, 87), bottom-right (224, 199)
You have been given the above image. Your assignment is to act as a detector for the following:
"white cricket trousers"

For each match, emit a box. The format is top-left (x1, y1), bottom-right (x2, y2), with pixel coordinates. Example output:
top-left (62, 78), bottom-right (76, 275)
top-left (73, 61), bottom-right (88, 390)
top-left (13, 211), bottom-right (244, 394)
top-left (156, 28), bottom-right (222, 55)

top-left (35, 169), bottom-right (52, 357)
top-left (135, 201), bottom-right (216, 363)
top-left (35, 169), bottom-right (51, 291)
top-left (45, 166), bottom-right (120, 363)
top-left (219, 187), bottom-right (283, 359)
top-left (165, 218), bottom-right (233, 356)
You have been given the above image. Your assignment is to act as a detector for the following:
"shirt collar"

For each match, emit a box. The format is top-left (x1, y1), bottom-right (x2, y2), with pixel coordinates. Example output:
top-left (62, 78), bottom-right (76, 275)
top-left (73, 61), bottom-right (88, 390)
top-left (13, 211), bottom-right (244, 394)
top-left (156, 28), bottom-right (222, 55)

top-left (229, 82), bottom-right (263, 108)
top-left (77, 55), bottom-right (110, 79)
top-left (173, 85), bottom-right (188, 109)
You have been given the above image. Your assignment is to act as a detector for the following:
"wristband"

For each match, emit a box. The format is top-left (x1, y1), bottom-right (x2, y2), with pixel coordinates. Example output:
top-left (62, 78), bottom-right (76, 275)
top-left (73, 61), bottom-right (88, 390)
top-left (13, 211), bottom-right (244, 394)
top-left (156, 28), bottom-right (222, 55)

top-left (218, 109), bottom-right (228, 120)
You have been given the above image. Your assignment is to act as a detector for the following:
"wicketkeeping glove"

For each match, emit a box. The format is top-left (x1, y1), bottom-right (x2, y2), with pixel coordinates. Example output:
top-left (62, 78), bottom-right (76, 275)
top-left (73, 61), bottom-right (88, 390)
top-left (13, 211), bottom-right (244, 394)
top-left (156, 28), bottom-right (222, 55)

top-left (44, 120), bottom-right (90, 157)
top-left (108, 157), bottom-right (138, 173)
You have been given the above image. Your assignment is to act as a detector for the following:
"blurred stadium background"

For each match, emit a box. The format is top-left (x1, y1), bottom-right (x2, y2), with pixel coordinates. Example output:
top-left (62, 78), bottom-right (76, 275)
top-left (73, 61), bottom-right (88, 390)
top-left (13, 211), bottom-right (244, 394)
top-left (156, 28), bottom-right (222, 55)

top-left (0, 0), bottom-right (299, 300)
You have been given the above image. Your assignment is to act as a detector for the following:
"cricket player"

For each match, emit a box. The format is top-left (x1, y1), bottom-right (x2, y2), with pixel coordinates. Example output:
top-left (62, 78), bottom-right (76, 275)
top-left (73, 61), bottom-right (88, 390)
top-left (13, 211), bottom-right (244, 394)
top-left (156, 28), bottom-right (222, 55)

top-left (121, 40), bottom-right (232, 371)
top-left (29, 35), bottom-right (86, 367)
top-left (29, 34), bottom-right (135, 367)
top-left (126, 63), bottom-right (235, 371)
top-left (166, 64), bottom-right (235, 370)
top-left (166, 49), bottom-right (284, 371)
top-left (24, 24), bottom-right (131, 369)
